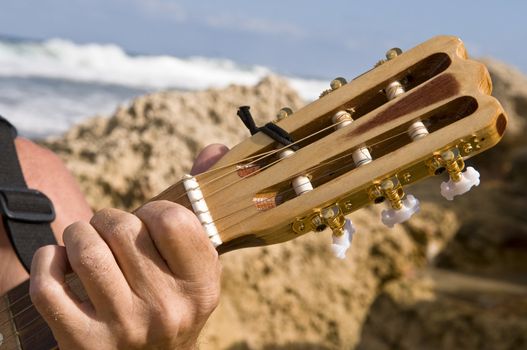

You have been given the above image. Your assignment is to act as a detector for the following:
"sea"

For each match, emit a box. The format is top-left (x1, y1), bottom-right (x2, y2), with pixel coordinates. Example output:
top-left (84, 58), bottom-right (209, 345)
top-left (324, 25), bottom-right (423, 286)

top-left (0, 36), bottom-right (328, 138)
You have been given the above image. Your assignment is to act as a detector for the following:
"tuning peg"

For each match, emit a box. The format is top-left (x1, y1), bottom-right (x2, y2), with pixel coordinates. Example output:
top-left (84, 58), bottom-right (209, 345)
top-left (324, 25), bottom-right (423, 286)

top-left (320, 77), bottom-right (348, 98)
top-left (440, 166), bottom-right (480, 200)
top-left (330, 77), bottom-right (347, 90)
top-left (378, 179), bottom-right (420, 228)
top-left (438, 149), bottom-right (480, 200)
top-left (276, 107), bottom-right (293, 121)
top-left (381, 194), bottom-right (420, 228)
top-left (331, 218), bottom-right (356, 259)
top-left (385, 47), bottom-right (403, 60)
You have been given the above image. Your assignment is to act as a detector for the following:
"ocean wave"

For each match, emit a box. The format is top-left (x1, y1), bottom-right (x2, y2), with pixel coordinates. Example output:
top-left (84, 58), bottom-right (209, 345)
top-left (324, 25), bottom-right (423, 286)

top-left (0, 38), bottom-right (327, 100)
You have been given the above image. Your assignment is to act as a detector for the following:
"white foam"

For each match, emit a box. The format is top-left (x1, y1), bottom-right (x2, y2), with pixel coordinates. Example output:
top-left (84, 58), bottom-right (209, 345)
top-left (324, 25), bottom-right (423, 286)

top-left (0, 38), bottom-right (327, 101)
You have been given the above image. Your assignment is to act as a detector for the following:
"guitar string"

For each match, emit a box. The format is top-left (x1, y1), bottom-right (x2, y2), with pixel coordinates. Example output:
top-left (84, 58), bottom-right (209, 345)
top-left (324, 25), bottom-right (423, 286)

top-left (211, 134), bottom-right (407, 234)
top-left (0, 151), bottom-right (360, 338)
top-left (0, 273), bottom-right (78, 322)
top-left (1, 313), bottom-right (43, 349)
top-left (1, 277), bottom-right (83, 350)
top-left (4, 322), bottom-right (52, 350)
top-left (0, 303), bottom-right (36, 333)
top-left (0, 293), bottom-right (32, 324)
top-left (197, 146), bottom-right (367, 225)
top-left (166, 119), bottom-right (351, 206)
top-left (196, 129), bottom-right (408, 229)
top-left (186, 118), bottom-right (378, 204)
top-left (0, 125), bottom-right (409, 344)
top-left (179, 118), bottom-right (410, 208)
top-left (202, 159), bottom-right (359, 229)
top-left (0, 119), bottom-right (350, 327)
top-left (195, 119), bottom-right (349, 179)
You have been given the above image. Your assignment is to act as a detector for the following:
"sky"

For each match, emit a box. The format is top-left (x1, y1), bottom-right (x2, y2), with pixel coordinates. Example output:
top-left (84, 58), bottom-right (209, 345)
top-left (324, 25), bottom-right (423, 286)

top-left (0, 0), bottom-right (525, 79)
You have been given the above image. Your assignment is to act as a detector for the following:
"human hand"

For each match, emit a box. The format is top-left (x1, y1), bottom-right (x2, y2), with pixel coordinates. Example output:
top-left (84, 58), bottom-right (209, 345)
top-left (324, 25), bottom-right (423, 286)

top-left (29, 144), bottom-right (228, 349)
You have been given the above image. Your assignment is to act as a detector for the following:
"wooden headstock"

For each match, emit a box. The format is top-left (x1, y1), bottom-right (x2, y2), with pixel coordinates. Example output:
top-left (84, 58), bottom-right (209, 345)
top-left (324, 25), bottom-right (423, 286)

top-left (153, 35), bottom-right (507, 254)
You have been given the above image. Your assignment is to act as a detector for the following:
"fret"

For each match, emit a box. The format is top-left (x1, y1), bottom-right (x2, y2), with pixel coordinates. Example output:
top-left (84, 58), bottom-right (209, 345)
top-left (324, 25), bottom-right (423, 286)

top-left (5, 281), bottom-right (57, 350)
top-left (1, 292), bottom-right (21, 350)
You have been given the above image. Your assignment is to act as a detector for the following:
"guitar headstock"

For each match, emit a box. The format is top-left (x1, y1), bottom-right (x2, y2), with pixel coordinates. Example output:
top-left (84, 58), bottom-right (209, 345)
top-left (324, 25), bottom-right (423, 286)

top-left (155, 36), bottom-right (507, 256)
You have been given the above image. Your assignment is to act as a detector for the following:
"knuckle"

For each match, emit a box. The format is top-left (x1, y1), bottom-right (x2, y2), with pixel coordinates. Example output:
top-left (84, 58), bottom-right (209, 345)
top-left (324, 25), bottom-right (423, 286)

top-left (158, 203), bottom-right (195, 229)
top-left (29, 281), bottom-right (58, 308)
top-left (63, 221), bottom-right (91, 244)
top-left (150, 203), bottom-right (202, 238)
top-left (153, 307), bottom-right (183, 335)
top-left (91, 208), bottom-right (141, 244)
top-left (184, 278), bottom-right (221, 317)
top-left (63, 223), bottom-right (108, 271)
top-left (117, 323), bottom-right (145, 348)
top-left (90, 208), bottom-right (122, 226)
top-left (198, 281), bottom-right (221, 314)
top-left (69, 241), bottom-right (110, 273)
top-left (29, 253), bottom-right (62, 308)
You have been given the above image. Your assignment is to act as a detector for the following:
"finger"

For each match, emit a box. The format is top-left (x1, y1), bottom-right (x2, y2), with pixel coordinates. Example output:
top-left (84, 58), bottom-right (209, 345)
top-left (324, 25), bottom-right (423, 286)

top-left (190, 143), bottom-right (229, 175)
top-left (89, 208), bottom-right (172, 293)
top-left (30, 245), bottom-right (92, 333)
top-left (63, 221), bottom-right (131, 316)
top-left (134, 201), bottom-right (220, 283)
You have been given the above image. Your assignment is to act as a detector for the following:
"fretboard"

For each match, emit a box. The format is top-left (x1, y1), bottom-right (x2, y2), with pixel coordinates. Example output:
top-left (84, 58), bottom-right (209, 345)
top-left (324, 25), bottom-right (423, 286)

top-left (0, 280), bottom-right (57, 350)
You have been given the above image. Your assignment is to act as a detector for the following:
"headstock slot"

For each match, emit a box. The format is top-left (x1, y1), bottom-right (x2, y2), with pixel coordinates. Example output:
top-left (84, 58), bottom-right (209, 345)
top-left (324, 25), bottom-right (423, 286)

top-left (184, 36), bottom-right (507, 252)
top-left (233, 52), bottom-right (453, 173)
top-left (252, 95), bottom-right (478, 209)
top-left (351, 52), bottom-right (452, 121)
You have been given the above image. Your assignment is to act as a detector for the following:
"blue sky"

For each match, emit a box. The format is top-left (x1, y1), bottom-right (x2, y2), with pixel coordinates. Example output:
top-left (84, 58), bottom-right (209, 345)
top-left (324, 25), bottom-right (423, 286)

top-left (0, 0), bottom-right (525, 78)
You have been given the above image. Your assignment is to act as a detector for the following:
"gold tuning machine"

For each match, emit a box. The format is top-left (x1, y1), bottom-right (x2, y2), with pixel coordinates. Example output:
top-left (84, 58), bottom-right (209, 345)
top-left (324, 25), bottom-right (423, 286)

top-left (380, 178), bottom-right (404, 210)
top-left (385, 47), bottom-right (403, 60)
top-left (441, 149), bottom-right (463, 182)
top-left (319, 77), bottom-right (348, 98)
top-left (292, 203), bottom-right (346, 237)
top-left (276, 107), bottom-right (293, 121)
top-left (436, 147), bottom-right (481, 201)
top-left (373, 176), bottom-right (420, 228)
top-left (321, 205), bottom-right (346, 237)
top-left (426, 147), bottom-right (465, 179)
top-left (375, 47), bottom-right (403, 67)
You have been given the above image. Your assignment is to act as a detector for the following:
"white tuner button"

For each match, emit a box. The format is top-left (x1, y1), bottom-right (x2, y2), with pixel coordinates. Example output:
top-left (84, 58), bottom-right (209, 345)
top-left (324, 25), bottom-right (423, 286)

top-left (331, 218), bottom-right (356, 259)
top-left (440, 166), bottom-right (480, 201)
top-left (381, 194), bottom-right (420, 228)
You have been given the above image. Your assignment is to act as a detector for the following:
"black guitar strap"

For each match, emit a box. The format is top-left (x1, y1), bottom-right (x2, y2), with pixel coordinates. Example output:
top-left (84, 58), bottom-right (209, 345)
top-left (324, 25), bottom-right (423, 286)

top-left (0, 115), bottom-right (57, 272)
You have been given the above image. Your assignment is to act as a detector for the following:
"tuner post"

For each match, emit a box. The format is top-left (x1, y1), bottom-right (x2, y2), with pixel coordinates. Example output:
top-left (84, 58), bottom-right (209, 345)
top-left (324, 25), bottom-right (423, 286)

top-left (320, 77), bottom-right (348, 98)
top-left (322, 205), bottom-right (346, 237)
top-left (381, 46), bottom-right (430, 141)
top-left (439, 148), bottom-right (480, 200)
top-left (381, 179), bottom-right (403, 210)
top-left (441, 150), bottom-right (463, 182)
top-left (379, 177), bottom-right (420, 228)
top-left (276, 107), bottom-right (293, 121)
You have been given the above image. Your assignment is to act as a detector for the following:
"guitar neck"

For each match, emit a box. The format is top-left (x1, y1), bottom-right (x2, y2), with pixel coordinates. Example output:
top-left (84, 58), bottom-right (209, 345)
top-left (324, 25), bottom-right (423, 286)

top-left (0, 280), bottom-right (57, 350)
top-left (0, 180), bottom-right (205, 350)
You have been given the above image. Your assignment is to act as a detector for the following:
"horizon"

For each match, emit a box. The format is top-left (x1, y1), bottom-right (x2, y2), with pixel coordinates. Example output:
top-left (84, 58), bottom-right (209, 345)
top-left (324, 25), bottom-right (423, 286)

top-left (0, 1), bottom-right (525, 80)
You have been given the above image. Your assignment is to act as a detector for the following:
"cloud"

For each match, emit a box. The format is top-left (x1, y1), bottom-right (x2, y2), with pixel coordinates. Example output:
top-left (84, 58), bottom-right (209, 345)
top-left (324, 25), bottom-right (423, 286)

top-left (204, 14), bottom-right (304, 38)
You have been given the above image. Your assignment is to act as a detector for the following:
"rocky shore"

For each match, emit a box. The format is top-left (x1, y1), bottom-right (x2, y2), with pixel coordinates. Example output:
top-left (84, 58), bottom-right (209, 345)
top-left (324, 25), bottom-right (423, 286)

top-left (43, 59), bottom-right (527, 349)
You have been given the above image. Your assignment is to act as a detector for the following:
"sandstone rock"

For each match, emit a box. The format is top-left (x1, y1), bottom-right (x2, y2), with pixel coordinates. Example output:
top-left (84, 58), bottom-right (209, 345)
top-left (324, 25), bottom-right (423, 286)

top-left (358, 270), bottom-right (527, 350)
top-left (41, 58), bottom-right (527, 349)
top-left (42, 75), bottom-right (460, 349)
top-left (44, 75), bottom-right (304, 210)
